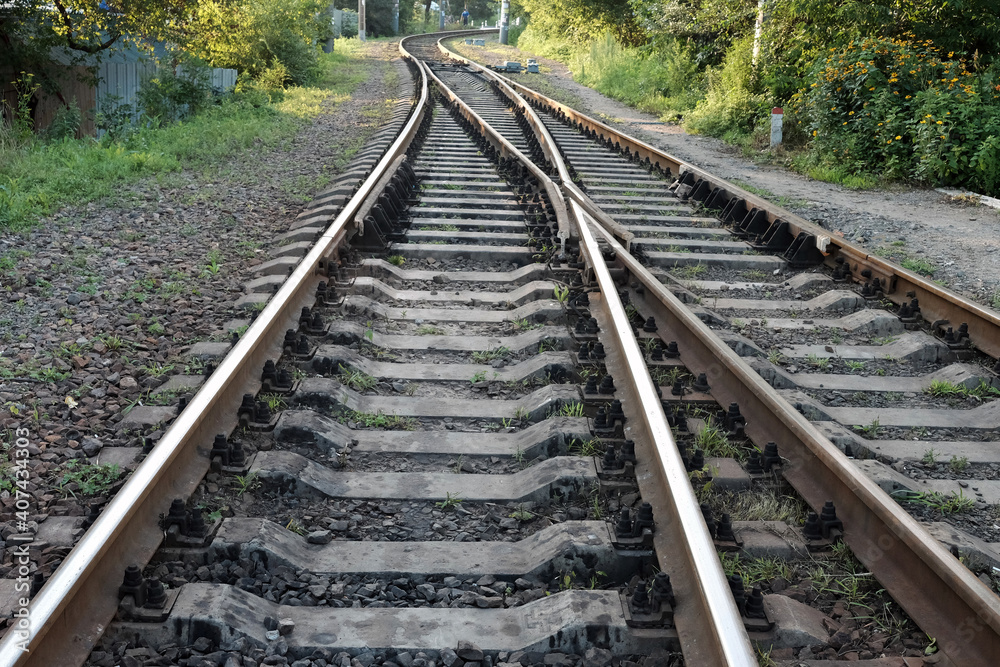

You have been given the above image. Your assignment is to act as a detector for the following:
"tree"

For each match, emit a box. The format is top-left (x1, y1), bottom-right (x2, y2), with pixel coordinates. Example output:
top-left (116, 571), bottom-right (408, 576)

top-left (1, 0), bottom-right (197, 112)
top-left (334, 0), bottom-right (412, 37)
top-left (517, 0), bottom-right (646, 47)
top-left (0, 1), bottom-right (195, 58)
top-left (182, 0), bottom-right (329, 85)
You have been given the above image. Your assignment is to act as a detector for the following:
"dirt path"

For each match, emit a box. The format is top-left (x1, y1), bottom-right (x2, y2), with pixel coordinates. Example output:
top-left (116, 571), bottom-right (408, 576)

top-left (451, 36), bottom-right (1000, 310)
top-left (0, 42), bottom-right (400, 506)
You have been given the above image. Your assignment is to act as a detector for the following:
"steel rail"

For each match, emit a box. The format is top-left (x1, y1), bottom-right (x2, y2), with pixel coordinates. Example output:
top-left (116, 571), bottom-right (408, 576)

top-left (0, 51), bottom-right (431, 667)
top-left (434, 38), bottom-right (635, 248)
top-left (585, 213), bottom-right (1000, 665)
top-left (415, 58), bottom-right (570, 245)
top-left (414, 43), bottom-right (757, 666)
top-left (436, 42), bottom-right (1000, 360)
top-left (569, 202), bottom-right (756, 666)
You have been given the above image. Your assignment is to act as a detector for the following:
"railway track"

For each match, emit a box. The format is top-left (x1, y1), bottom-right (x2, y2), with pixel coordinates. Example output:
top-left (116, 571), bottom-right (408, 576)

top-left (2, 30), bottom-right (999, 667)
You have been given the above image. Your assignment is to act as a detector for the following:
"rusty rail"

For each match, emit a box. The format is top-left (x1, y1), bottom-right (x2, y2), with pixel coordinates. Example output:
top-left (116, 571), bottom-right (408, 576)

top-left (585, 213), bottom-right (1000, 664)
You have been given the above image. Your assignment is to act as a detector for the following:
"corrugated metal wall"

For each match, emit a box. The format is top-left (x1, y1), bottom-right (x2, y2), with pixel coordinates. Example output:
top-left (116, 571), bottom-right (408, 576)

top-left (94, 62), bottom-right (237, 136)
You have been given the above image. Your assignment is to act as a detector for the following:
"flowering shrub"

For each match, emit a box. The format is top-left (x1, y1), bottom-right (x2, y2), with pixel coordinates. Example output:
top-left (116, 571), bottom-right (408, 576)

top-left (796, 36), bottom-right (1000, 194)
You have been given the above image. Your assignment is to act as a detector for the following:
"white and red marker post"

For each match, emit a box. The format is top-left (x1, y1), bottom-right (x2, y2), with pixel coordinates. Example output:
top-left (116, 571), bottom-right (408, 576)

top-left (770, 107), bottom-right (783, 149)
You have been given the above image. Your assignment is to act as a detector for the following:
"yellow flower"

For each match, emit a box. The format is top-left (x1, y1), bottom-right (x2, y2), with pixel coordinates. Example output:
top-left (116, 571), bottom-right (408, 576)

top-left (848, 111), bottom-right (855, 115)
top-left (940, 135), bottom-right (946, 139)
top-left (936, 120), bottom-right (943, 124)
top-left (887, 139), bottom-right (892, 144)
top-left (895, 135), bottom-right (901, 140)
top-left (812, 130), bottom-right (818, 136)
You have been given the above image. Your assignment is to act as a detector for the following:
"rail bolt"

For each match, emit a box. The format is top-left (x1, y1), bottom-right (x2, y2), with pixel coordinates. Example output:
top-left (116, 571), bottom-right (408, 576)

top-left (615, 509), bottom-right (633, 537)
top-left (635, 502), bottom-right (655, 532)
top-left (688, 448), bottom-right (704, 472)
top-left (803, 512), bottom-right (823, 540)
top-left (619, 440), bottom-right (636, 464)
top-left (651, 572), bottom-right (674, 607)
top-left (629, 583), bottom-right (650, 613)
top-left (717, 513), bottom-right (736, 542)
top-left (745, 585), bottom-right (766, 619)
top-left (728, 574), bottom-right (746, 613)
top-left (164, 499), bottom-right (187, 532)
top-left (145, 577), bottom-right (167, 609)
top-left (602, 447), bottom-right (622, 470)
top-left (119, 564), bottom-right (147, 606)
top-left (210, 434), bottom-right (230, 467)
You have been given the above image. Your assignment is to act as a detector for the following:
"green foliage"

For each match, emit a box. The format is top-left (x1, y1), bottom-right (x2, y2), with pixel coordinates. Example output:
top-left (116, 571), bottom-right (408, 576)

top-left (435, 492), bottom-right (463, 510)
top-left (57, 460), bottom-right (123, 498)
top-left (514, 0), bottom-right (1000, 193)
top-left (796, 36), bottom-right (1000, 194)
top-left (0, 47), bottom-right (370, 230)
top-left (137, 56), bottom-right (214, 122)
top-left (518, 0), bottom-right (646, 47)
top-left (1, 1), bottom-right (194, 63)
top-left (42, 101), bottom-right (83, 141)
top-left (334, 0), bottom-right (412, 37)
top-left (570, 34), bottom-right (703, 120)
top-left (684, 35), bottom-right (767, 138)
top-left (185, 0), bottom-right (329, 85)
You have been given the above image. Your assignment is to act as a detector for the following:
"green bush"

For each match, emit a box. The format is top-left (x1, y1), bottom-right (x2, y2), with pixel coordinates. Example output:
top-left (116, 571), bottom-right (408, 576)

top-left (569, 33), bottom-right (703, 120)
top-left (258, 63), bottom-right (291, 98)
top-left (185, 0), bottom-right (327, 86)
top-left (684, 36), bottom-right (767, 138)
top-left (42, 101), bottom-right (82, 141)
top-left (137, 58), bottom-right (213, 122)
top-left (797, 36), bottom-right (1000, 193)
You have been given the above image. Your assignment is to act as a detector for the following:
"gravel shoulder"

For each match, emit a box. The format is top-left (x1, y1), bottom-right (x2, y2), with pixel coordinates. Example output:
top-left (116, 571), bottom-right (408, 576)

top-left (447, 36), bottom-right (1000, 309)
top-left (0, 42), bottom-right (402, 541)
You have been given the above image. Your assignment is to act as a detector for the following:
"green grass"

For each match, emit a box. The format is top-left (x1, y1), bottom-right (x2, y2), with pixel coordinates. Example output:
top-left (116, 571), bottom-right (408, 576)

top-left (892, 489), bottom-right (975, 514)
top-left (56, 460), bottom-right (123, 498)
top-left (0, 44), bottom-right (378, 231)
top-left (340, 409), bottom-right (416, 431)
top-left (925, 378), bottom-right (1000, 400)
top-left (693, 419), bottom-right (740, 458)
top-left (471, 346), bottom-right (509, 363)
top-left (339, 365), bottom-right (378, 392)
top-left (790, 155), bottom-right (880, 190)
top-left (900, 257), bottom-right (936, 275)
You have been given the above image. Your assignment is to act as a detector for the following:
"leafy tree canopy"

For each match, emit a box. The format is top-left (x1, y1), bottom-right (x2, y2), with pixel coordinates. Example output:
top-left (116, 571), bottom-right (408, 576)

top-left (0, 0), bottom-right (195, 57)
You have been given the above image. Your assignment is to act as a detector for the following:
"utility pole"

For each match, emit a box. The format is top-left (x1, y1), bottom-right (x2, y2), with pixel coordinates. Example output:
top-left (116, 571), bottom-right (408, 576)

top-left (359, 0), bottom-right (366, 41)
top-left (439, 0), bottom-right (446, 30)
top-left (499, 0), bottom-right (509, 43)
top-left (393, 0), bottom-right (399, 34)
